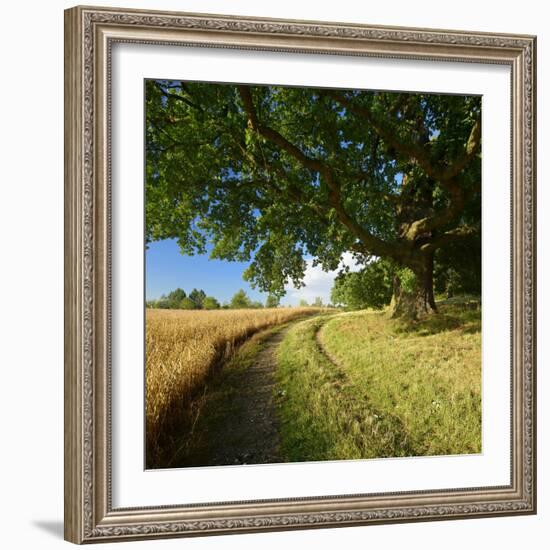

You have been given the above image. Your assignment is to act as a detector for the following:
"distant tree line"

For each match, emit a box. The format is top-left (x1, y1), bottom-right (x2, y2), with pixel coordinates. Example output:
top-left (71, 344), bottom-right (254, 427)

top-left (146, 288), bottom-right (335, 310)
top-left (146, 288), bottom-right (283, 310)
top-left (299, 297), bottom-right (325, 308)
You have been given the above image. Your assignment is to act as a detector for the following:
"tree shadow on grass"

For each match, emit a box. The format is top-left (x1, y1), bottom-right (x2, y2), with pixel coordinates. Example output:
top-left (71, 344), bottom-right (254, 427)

top-left (392, 304), bottom-right (481, 337)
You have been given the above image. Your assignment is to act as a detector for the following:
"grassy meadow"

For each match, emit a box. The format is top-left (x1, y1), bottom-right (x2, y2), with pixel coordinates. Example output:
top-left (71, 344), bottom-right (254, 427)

top-left (146, 307), bottom-right (318, 467)
top-left (276, 303), bottom-right (481, 462)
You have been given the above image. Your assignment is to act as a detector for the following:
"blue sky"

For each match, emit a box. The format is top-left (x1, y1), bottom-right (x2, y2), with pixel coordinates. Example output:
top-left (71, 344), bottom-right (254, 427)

top-left (146, 239), bottom-right (267, 305)
top-left (146, 238), bottom-right (361, 306)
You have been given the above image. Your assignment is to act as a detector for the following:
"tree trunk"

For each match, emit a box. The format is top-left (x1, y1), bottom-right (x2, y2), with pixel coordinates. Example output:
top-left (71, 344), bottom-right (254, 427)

top-left (389, 252), bottom-right (437, 320)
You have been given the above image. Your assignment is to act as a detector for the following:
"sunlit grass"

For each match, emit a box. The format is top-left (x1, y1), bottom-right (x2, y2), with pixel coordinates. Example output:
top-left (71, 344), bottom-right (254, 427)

top-left (276, 304), bottom-right (481, 461)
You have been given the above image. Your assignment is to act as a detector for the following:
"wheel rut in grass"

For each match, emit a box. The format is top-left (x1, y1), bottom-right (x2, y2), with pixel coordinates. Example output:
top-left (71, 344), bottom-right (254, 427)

top-left (175, 326), bottom-right (290, 467)
top-left (315, 321), bottom-right (343, 370)
top-left (313, 317), bottom-right (417, 457)
top-left (313, 319), bottom-right (357, 392)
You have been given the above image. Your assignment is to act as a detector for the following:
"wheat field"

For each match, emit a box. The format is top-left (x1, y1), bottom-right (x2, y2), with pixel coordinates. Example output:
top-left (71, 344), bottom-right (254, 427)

top-left (146, 307), bottom-right (318, 467)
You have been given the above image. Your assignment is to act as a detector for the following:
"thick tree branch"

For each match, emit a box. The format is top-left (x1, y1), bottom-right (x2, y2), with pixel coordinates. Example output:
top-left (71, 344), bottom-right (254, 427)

top-left (419, 224), bottom-right (480, 253)
top-left (324, 90), bottom-right (441, 180)
top-left (403, 176), bottom-right (480, 241)
top-left (402, 180), bottom-right (464, 240)
top-left (325, 90), bottom-right (481, 248)
top-left (325, 90), bottom-right (481, 187)
top-left (237, 85), bottom-right (403, 260)
top-left (232, 135), bottom-right (330, 222)
top-left (154, 82), bottom-right (204, 113)
top-left (238, 86), bottom-right (328, 176)
top-left (438, 118), bottom-right (481, 181)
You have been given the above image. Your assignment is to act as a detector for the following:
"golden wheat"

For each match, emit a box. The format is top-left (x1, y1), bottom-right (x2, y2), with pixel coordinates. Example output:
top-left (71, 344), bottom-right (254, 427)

top-left (146, 307), bottom-right (317, 466)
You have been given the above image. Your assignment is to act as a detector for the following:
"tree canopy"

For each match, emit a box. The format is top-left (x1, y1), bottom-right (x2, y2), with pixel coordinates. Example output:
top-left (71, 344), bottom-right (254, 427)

top-left (149, 288), bottom-right (187, 309)
top-left (230, 289), bottom-right (251, 309)
top-left (146, 80), bottom-right (481, 317)
top-left (265, 294), bottom-right (280, 308)
top-left (179, 297), bottom-right (197, 310)
top-left (188, 288), bottom-right (207, 308)
top-left (202, 296), bottom-right (220, 310)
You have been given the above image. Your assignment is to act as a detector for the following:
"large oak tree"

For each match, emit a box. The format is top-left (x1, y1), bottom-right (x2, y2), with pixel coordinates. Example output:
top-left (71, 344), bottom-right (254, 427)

top-left (145, 80), bottom-right (481, 318)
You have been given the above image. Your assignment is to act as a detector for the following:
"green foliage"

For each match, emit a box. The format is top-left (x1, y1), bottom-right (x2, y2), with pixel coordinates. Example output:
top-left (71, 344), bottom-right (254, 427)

top-left (147, 287), bottom-right (272, 310)
top-left (149, 287), bottom-right (209, 309)
top-left (298, 299), bottom-right (309, 307)
top-left (202, 296), bottom-right (220, 310)
top-left (188, 288), bottom-right (206, 308)
top-left (331, 260), bottom-right (393, 310)
top-left (167, 288), bottom-right (186, 304)
top-left (153, 288), bottom-right (188, 309)
top-left (434, 236), bottom-right (481, 298)
top-left (395, 267), bottom-right (417, 295)
top-left (145, 80), bottom-right (481, 300)
top-left (230, 289), bottom-right (251, 309)
top-left (179, 297), bottom-right (197, 310)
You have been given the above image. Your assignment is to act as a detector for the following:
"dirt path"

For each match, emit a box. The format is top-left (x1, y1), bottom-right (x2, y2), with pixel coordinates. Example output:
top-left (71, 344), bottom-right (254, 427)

top-left (175, 327), bottom-right (289, 467)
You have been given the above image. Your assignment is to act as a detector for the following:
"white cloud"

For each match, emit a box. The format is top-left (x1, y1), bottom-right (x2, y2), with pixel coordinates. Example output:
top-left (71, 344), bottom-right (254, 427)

top-left (281, 252), bottom-right (362, 306)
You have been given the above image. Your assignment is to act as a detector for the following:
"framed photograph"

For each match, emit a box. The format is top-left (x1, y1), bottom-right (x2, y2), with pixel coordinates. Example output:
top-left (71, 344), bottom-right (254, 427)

top-left (64, 5), bottom-right (537, 544)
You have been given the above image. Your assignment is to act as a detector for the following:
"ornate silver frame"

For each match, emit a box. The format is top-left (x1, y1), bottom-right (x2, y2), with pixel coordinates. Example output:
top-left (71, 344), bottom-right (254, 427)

top-left (64, 5), bottom-right (537, 544)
